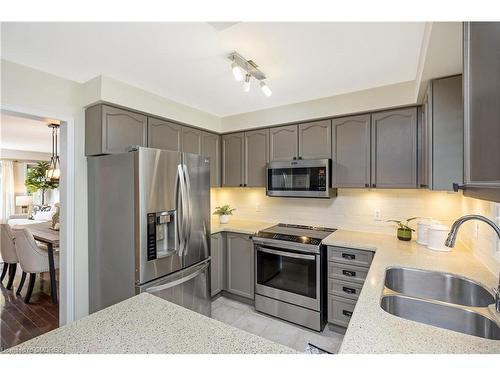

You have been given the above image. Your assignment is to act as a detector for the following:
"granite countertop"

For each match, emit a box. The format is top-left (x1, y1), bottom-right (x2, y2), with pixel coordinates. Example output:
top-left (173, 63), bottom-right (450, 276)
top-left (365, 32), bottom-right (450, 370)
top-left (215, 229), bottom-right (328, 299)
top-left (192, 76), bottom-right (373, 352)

top-left (323, 229), bottom-right (500, 354)
top-left (4, 293), bottom-right (296, 354)
top-left (210, 218), bottom-right (275, 235)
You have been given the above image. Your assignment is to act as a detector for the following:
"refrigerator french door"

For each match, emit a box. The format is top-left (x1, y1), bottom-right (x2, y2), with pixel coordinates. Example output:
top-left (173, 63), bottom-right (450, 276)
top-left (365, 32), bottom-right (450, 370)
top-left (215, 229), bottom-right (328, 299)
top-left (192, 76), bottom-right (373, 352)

top-left (88, 147), bottom-right (211, 316)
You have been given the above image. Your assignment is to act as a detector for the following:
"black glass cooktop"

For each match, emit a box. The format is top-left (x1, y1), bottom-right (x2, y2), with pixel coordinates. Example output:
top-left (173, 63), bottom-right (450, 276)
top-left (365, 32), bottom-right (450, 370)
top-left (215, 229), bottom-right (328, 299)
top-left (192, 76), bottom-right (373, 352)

top-left (255, 223), bottom-right (337, 246)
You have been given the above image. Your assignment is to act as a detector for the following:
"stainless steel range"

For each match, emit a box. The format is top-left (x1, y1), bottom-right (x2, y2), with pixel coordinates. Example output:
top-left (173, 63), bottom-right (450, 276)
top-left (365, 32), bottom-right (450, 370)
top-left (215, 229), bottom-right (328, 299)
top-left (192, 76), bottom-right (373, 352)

top-left (253, 223), bottom-right (336, 331)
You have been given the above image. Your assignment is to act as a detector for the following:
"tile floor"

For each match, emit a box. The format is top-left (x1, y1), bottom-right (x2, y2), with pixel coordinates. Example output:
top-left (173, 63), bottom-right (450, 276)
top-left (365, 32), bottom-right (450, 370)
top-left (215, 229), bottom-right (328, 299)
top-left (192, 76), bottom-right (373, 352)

top-left (211, 296), bottom-right (344, 353)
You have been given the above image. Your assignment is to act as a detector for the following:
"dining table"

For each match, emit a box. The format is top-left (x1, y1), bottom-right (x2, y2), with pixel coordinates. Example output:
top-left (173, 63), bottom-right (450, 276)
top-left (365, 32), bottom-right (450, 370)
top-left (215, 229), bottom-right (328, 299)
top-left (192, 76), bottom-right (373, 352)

top-left (14, 221), bottom-right (59, 304)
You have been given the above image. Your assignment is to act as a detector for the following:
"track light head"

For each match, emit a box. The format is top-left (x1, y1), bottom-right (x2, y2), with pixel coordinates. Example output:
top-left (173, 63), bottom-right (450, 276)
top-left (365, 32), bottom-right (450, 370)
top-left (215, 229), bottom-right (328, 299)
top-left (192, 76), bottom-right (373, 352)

top-left (260, 81), bottom-right (272, 97)
top-left (243, 74), bottom-right (251, 92)
top-left (231, 61), bottom-right (244, 82)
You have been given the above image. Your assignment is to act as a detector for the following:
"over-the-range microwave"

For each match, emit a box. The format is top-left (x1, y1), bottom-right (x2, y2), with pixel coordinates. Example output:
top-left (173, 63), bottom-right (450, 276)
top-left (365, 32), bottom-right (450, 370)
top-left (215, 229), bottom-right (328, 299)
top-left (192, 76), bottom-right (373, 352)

top-left (266, 158), bottom-right (337, 198)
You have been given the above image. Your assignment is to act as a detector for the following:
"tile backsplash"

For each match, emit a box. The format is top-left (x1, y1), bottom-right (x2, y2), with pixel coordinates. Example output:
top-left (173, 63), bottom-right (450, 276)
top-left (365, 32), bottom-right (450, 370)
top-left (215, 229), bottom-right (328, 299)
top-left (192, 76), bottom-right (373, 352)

top-left (211, 188), bottom-right (500, 275)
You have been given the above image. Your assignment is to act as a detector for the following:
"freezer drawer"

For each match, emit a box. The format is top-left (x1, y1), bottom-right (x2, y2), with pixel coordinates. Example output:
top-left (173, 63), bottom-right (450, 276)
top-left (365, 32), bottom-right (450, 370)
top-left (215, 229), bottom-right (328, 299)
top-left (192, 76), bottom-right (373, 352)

top-left (138, 258), bottom-right (211, 317)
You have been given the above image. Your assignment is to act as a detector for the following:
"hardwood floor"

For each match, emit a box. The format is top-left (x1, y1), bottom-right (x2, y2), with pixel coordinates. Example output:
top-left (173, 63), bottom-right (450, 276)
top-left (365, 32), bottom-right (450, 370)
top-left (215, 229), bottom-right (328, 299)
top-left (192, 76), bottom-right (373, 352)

top-left (0, 265), bottom-right (59, 352)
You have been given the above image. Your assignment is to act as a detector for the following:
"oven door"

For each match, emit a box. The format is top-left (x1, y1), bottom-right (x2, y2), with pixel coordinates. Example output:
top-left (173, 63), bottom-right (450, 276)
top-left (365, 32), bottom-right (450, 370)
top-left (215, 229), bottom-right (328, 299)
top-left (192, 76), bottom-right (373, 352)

top-left (255, 245), bottom-right (320, 311)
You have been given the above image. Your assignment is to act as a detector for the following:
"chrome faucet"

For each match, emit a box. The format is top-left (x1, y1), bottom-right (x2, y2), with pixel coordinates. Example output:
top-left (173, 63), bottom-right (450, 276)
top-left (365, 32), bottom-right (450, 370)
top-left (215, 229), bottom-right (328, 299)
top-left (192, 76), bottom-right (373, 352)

top-left (445, 214), bottom-right (500, 313)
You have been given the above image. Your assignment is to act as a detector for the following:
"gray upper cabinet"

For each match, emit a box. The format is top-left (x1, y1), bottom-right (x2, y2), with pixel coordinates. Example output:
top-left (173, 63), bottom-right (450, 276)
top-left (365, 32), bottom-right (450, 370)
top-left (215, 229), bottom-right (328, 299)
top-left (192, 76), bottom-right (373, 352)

top-left (182, 127), bottom-right (202, 154)
top-left (422, 75), bottom-right (463, 191)
top-left (298, 120), bottom-right (332, 159)
top-left (210, 233), bottom-right (225, 297)
top-left (463, 22), bottom-right (500, 202)
top-left (371, 108), bottom-right (418, 188)
top-left (269, 125), bottom-right (299, 161)
top-left (226, 232), bottom-right (254, 300)
top-left (244, 129), bottom-right (269, 187)
top-left (201, 132), bottom-right (221, 187)
top-left (85, 104), bottom-right (147, 156)
top-left (222, 133), bottom-right (245, 187)
top-left (147, 117), bottom-right (182, 152)
top-left (332, 115), bottom-right (371, 188)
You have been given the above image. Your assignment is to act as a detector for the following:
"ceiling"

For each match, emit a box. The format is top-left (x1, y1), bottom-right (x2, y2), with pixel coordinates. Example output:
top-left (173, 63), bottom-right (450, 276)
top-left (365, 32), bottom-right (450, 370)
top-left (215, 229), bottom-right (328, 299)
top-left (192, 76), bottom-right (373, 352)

top-left (1, 113), bottom-right (55, 153)
top-left (1, 22), bottom-right (427, 117)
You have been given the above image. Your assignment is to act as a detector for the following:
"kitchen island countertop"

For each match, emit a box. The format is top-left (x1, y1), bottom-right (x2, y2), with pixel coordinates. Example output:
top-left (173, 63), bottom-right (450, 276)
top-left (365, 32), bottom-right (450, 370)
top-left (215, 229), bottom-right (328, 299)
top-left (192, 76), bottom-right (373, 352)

top-left (4, 293), bottom-right (296, 354)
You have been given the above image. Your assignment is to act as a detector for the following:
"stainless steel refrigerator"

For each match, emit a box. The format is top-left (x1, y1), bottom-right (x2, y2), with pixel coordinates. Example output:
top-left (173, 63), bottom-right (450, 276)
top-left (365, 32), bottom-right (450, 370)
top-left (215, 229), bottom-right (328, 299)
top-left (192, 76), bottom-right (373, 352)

top-left (88, 147), bottom-right (211, 316)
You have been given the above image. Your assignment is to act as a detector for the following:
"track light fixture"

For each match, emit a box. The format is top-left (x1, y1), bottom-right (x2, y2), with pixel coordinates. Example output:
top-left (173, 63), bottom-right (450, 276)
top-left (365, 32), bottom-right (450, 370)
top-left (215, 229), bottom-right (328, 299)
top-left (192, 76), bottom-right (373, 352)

top-left (228, 51), bottom-right (272, 96)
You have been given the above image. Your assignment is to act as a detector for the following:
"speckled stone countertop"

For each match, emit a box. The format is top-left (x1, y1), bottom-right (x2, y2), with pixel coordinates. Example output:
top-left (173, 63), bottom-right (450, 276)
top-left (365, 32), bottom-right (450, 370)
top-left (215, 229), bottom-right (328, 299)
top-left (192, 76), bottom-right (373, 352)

top-left (210, 218), bottom-right (275, 235)
top-left (4, 293), bottom-right (296, 354)
top-left (323, 229), bottom-right (500, 354)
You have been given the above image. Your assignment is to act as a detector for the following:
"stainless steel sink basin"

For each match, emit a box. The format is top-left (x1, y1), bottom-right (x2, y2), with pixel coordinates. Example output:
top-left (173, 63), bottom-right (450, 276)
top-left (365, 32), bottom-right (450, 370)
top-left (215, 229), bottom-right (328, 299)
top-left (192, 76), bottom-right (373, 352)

top-left (384, 267), bottom-right (495, 307)
top-left (381, 294), bottom-right (500, 340)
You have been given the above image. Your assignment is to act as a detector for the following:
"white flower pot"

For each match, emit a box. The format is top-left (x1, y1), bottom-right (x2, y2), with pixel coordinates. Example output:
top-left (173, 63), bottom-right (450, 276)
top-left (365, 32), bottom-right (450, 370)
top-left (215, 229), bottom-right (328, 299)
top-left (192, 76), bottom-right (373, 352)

top-left (219, 214), bottom-right (229, 224)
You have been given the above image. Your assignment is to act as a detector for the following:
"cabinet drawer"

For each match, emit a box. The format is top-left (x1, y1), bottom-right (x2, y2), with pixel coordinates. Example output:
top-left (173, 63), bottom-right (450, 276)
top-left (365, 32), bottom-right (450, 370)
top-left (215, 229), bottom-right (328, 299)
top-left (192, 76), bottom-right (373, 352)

top-left (327, 246), bottom-right (373, 267)
top-left (328, 262), bottom-right (369, 284)
top-left (328, 278), bottom-right (363, 301)
top-left (328, 295), bottom-right (356, 327)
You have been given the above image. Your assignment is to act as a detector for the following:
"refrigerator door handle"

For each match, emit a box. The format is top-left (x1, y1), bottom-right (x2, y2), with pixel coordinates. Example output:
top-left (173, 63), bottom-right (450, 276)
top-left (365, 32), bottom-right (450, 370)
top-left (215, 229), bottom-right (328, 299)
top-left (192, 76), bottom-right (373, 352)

top-left (144, 259), bottom-right (210, 293)
top-left (183, 164), bottom-right (193, 249)
top-left (177, 164), bottom-right (187, 255)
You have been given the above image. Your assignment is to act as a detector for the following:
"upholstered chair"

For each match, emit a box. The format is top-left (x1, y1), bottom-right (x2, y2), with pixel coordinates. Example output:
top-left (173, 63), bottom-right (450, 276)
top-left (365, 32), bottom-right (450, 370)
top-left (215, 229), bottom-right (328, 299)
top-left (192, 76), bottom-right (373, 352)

top-left (12, 227), bottom-right (59, 303)
top-left (0, 223), bottom-right (20, 290)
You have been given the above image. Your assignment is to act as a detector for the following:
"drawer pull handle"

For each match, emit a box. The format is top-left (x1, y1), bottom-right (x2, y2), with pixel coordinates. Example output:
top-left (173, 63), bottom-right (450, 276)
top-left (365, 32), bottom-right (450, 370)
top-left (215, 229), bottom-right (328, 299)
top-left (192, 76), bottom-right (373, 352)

top-left (342, 270), bottom-right (356, 277)
top-left (342, 286), bottom-right (356, 294)
top-left (342, 253), bottom-right (355, 260)
top-left (342, 310), bottom-right (353, 317)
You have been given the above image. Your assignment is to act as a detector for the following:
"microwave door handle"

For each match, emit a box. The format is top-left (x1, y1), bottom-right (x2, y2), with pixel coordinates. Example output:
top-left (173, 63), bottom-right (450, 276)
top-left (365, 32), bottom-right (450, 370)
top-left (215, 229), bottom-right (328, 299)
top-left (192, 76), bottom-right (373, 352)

top-left (145, 259), bottom-right (210, 293)
top-left (257, 246), bottom-right (316, 260)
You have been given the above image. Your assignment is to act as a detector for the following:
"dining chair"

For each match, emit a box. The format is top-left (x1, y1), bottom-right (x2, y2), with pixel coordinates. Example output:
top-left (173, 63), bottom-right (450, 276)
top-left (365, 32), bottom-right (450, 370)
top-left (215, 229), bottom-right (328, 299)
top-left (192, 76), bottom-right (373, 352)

top-left (0, 223), bottom-right (20, 290)
top-left (11, 227), bottom-right (59, 303)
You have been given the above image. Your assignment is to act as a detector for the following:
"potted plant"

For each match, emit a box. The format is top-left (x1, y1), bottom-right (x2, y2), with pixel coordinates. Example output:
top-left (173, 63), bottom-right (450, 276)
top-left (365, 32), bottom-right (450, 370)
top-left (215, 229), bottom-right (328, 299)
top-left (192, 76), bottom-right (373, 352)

top-left (387, 217), bottom-right (419, 241)
top-left (213, 204), bottom-right (236, 224)
top-left (25, 161), bottom-right (59, 205)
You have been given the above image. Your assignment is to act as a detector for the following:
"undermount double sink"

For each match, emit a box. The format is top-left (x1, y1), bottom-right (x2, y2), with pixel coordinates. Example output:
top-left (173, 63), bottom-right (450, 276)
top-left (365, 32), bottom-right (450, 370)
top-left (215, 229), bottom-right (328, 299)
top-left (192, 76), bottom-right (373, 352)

top-left (380, 267), bottom-right (500, 340)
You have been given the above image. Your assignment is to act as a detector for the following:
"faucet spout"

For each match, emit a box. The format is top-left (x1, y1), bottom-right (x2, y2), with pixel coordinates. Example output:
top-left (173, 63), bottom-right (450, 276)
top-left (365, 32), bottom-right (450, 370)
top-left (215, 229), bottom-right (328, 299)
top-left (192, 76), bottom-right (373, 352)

top-left (445, 214), bottom-right (500, 313)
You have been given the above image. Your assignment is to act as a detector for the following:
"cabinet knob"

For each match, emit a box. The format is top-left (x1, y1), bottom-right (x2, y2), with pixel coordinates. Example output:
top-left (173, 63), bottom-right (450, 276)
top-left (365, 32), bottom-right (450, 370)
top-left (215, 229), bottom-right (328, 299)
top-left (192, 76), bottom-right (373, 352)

top-left (364, 183), bottom-right (369, 188)
top-left (420, 184), bottom-right (428, 188)
top-left (243, 183), bottom-right (247, 187)
top-left (239, 183), bottom-right (242, 187)
top-left (293, 157), bottom-right (297, 160)
top-left (372, 184), bottom-right (376, 188)
top-left (452, 183), bottom-right (465, 192)
top-left (298, 156), bottom-right (302, 160)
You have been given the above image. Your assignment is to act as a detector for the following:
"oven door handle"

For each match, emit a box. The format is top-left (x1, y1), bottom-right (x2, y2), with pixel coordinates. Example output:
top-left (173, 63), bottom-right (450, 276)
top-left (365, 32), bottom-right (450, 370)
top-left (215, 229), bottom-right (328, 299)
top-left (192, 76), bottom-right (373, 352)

top-left (256, 246), bottom-right (316, 260)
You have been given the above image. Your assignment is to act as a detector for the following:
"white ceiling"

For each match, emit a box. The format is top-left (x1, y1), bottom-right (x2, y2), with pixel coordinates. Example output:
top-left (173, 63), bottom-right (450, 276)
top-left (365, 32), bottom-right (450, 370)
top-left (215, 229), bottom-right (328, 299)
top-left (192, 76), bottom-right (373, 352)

top-left (1, 22), bottom-right (427, 117)
top-left (1, 113), bottom-right (55, 153)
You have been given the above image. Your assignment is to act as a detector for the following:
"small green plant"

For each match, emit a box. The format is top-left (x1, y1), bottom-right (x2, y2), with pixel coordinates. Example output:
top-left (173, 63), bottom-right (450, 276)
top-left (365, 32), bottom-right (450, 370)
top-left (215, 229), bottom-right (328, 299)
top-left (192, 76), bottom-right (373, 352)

top-left (386, 217), bottom-right (419, 231)
top-left (25, 161), bottom-right (59, 205)
top-left (213, 204), bottom-right (236, 216)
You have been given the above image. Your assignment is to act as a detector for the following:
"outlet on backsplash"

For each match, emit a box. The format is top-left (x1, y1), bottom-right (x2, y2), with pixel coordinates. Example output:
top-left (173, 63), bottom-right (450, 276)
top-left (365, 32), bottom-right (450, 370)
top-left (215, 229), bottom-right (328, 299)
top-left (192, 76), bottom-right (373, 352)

top-left (374, 209), bottom-right (381, 221)
top-left (255, 203), bottom-right (262, 212)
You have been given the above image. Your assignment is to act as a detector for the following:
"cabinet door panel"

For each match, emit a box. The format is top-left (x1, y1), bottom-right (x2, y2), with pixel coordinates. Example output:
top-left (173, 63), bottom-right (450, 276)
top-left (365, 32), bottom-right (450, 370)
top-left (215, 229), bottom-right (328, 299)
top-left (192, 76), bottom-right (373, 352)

top-left (210, 233), bottom-right (224, 297)
top-left (226, 233), bottom-right (254, 299)
top-left (464, 22), bottom-right (500, 201)
top-left (147, 118), bottom-right (182, 151)
top-left (298, 120), bottom-right (332, 159)
top-left (244, 129), bottom-right (269, 187)
top-left (201, 132), bottom-right (221, 187)
top-left (332, 115), bottom-right (371, 188)
top-left (269, 125), bottom-right (298, 161)
top-left (371, 108), bottom-right (417, 188)
top-left (222, 133), bottom-right (244, 187)
top-left (182, 127), bottom-right (203, 154)
top-left (101, 105), bottom-right (147, 154)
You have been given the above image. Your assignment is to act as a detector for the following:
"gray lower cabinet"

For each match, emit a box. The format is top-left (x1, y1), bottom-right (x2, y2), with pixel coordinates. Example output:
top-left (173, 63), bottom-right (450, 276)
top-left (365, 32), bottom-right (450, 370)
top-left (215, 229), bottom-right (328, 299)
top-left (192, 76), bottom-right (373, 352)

top-left (226, 232), bottom-right (254, 299)
top-left (222, 133), bottom-right (245, 187)
top-left (421, 75), bottom-right (463, 191)
top-left (147, 117), bottom-right (182, 151)
top-left (463, 22), bottom-right (500, 202)
top-left (85, 104), bottom-right (147, 155)
top-left (269, 124), bottom-right (299, 161)
top-left (182, 127), bottom-right (202, 154)
top-left (332, 114), bottom-right (371, 188)
top-left (244, 129), bottom-right (269, 187)
top-left (371, 108), bottom-right (418, 188)
top-left (201, 132), bottom-right (221, 187)
top-left (298, 120), bottom-right (332, 159)
top-left (210, 233), bottom-right (225, 297)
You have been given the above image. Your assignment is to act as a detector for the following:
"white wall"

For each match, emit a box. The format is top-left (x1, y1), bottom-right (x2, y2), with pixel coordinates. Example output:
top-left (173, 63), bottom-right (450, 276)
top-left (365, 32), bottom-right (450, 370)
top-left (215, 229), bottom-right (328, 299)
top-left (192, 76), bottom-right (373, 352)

top-left (1, 148), bottom-right (51, 161)
top-left (211, 188), bottom-right (500, 275)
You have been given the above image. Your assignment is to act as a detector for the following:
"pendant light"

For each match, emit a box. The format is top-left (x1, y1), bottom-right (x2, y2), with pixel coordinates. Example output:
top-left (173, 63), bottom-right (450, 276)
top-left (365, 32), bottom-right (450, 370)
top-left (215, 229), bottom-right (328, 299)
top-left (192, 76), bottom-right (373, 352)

top-left (46, 123), bottom-right (61, 182)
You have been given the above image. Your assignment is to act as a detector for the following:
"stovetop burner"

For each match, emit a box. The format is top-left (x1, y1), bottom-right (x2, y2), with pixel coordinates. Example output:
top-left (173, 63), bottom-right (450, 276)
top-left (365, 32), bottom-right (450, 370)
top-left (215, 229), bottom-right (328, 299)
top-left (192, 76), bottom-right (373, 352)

top-left (255, 223), bottom-right (337, 246)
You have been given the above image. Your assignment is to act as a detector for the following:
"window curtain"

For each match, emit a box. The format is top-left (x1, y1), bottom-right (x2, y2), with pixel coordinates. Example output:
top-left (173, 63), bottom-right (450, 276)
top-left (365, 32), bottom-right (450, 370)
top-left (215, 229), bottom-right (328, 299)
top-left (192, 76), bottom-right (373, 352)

top-left (0, 160), bottom-right (16, 221)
